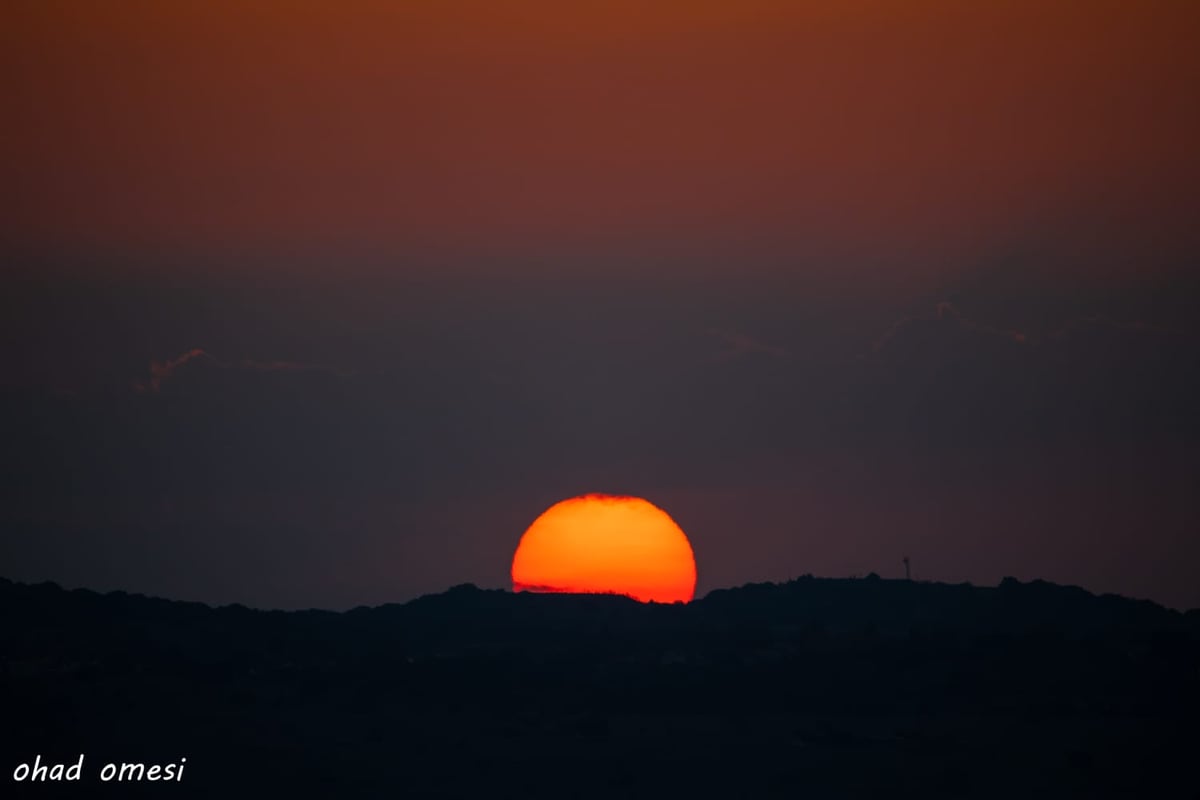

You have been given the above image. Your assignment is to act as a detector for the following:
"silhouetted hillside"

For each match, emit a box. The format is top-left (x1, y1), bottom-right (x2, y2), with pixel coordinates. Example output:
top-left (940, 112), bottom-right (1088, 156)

top-left (3, 576), bottom-right (1197, 798)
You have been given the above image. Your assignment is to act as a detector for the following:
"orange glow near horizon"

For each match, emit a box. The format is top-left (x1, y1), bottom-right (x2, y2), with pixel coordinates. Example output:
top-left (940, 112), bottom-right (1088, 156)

top-left (512, 495), bottom-right (697, 604)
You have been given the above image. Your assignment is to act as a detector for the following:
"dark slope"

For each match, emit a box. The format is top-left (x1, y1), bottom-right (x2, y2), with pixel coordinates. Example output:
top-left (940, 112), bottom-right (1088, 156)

top-left (2, 576), bottom-right (1198, 799)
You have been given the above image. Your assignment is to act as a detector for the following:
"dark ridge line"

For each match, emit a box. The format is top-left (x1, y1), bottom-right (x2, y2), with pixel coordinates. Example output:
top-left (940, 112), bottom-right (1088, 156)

top-left (2, 573), bottom-right (1194, 617)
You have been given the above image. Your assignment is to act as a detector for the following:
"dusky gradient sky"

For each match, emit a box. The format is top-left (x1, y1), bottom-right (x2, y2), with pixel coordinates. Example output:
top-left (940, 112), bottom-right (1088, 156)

top-left (2, 1), bottom-right (1198, 609)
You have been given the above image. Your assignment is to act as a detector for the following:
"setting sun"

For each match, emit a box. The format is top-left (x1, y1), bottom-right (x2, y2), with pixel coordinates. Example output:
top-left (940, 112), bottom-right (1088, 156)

top-left (511, 495), bottom-right (697, 604)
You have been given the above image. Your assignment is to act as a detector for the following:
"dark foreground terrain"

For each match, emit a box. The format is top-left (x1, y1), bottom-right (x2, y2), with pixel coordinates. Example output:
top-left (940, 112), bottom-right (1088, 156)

top-left (3, 575), bottom-right (1198, 798)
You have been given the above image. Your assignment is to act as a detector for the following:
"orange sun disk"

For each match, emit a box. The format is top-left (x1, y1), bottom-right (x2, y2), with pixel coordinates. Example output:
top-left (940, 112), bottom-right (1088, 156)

top-left (511, 494), bottom-right (697, 604)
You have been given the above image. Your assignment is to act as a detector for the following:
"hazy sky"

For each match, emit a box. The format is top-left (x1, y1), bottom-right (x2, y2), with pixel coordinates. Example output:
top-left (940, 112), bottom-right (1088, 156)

top-left (2, 1), bottom-right (1197, 608)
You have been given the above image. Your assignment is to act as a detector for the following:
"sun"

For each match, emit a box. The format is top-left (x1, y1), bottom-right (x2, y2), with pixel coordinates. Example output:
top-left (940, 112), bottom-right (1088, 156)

top-left (511, 494), bottom-right (697, 603)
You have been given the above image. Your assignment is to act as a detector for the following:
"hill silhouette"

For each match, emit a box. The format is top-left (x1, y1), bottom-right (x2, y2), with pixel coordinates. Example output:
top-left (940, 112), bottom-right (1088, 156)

top-left (3, 575), bottom-right (1197, 798)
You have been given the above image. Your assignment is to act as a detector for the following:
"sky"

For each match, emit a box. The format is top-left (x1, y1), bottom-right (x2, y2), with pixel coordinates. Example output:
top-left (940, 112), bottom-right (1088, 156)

top-left (2, 1), bottom-right (1198, 609)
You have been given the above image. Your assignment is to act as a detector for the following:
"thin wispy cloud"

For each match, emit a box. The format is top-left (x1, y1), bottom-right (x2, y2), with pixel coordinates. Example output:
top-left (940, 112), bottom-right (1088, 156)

top-left (133, 349), bottom-right (351, 393)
